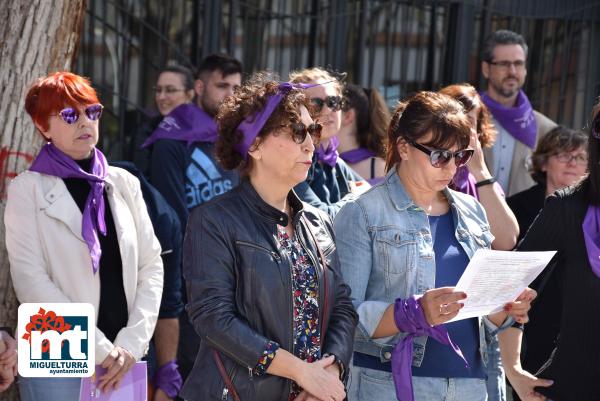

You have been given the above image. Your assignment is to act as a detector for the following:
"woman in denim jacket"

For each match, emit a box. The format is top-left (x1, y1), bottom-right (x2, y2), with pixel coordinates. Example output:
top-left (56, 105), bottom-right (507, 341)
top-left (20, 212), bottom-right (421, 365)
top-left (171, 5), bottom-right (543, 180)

top-left (334, 92), bottom-right (542, 401)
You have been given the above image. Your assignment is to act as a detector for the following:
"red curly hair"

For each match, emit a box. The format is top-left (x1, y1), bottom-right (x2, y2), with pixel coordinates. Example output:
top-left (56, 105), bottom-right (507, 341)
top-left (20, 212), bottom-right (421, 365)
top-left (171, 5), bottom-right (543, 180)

top-left (25, 72), bottom-right (100, 133)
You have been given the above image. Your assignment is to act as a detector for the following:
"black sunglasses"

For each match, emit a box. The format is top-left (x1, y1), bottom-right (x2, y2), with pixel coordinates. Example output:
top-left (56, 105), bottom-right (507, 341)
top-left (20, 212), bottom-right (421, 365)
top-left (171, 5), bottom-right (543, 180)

top-left (287, 122), bottom-right (323, 144)
top-left (310, 96), bottom-right (344, 113)
top-left (52, 104), bottom-right (104, 125)
top-left (405, 138), bottom-right (474, 168)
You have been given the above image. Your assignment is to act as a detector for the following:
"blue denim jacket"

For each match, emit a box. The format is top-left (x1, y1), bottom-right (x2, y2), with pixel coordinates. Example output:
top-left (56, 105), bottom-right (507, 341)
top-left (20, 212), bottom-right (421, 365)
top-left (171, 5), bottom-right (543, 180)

top-left (334, 168), bottom-right (506, 367)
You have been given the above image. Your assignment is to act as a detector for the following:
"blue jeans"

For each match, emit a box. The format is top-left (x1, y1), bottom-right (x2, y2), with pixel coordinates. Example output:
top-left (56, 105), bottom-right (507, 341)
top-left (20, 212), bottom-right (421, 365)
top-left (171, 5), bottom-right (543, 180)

top-left (485, 332), bottom-right (506, 401)
top-left (349, 366), bottom-right (488, 401)
top-left (18, 376), bottom-right (81, 401)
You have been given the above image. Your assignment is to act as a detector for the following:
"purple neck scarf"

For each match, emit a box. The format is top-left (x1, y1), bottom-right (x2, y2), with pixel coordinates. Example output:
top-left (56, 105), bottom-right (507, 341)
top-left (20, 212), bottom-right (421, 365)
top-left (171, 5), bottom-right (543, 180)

top-left (481, 90), bottom-right (537, 149)
top-left (368, 176), bottom-right (384, 185)
top-left (450, 166), bottom-right (479, 200)
top-left (339, 147), bottom-right (376, 164)
top-left (316, 136), bottom-right (340, 168)
top-left (142, 104), bottom-right (217, 148)
top-left (29, 143), bottom-right (108, 274)
top-left (234, 81), bottom-right (322, 159)
top-left (392, 296), bottom-right (467, 401)
top-left (582, 206), bottom-right (600, 278)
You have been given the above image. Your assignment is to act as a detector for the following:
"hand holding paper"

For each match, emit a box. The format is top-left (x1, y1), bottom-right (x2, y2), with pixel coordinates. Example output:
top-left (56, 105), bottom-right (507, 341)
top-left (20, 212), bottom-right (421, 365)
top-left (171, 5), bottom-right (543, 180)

top-left (504, 287), bottom-right (538, 324)
top-left (448, 250), bottom-right (556, 323)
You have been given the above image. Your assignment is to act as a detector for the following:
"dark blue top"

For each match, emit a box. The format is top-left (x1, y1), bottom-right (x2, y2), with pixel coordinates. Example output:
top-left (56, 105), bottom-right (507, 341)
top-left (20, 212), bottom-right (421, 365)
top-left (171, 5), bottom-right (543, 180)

top-left (149, 139), bottom-right (240, 232)
top-left (412, 211), bottom-right (486, 379)
top-left (110, 161), bottom-right (183, 319)
top-left (149, 140), bottom-right (239, 303)
top-left (293, 154), bottom-right (363, 220)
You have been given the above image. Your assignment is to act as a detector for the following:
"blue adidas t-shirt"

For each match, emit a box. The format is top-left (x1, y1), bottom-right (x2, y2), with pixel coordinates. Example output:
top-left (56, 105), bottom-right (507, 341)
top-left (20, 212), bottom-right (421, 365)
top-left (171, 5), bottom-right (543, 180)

top-left (150, 139), bottom-right (239, 230)
top-left (185, 146), bottom-right (237, 208)
top-left (412, 211), bottom-right (486, 379)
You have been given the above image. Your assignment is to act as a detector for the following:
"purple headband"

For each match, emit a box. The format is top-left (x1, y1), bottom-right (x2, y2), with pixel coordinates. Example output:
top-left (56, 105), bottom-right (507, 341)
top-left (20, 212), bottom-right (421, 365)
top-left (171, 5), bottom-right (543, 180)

top-left (234, 81), bottom-right (322, 159)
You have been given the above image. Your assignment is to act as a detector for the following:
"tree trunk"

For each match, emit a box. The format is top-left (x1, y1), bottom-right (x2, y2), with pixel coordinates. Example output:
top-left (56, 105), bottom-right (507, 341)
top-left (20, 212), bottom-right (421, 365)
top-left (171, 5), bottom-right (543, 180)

top-left (0, 1), bottom-right (86, 399)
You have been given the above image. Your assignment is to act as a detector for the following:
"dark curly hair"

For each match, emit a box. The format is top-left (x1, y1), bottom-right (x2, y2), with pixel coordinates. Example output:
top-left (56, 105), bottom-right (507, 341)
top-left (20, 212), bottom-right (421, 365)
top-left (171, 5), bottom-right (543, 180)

top-left (439, 83), bottom-right (496, 148)
top-left (215, 73), bottom-right (311, 175)
top-left (386, 91), bottom-right (471, 172)
top-left (530, 126), bottom-right (588, 184)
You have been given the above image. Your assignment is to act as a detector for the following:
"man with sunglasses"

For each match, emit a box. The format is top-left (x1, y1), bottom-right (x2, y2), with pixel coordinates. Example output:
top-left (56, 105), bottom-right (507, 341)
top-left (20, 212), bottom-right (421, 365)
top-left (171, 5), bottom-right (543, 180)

top-left (145, 54), bottom-right (243, 395)
top-left (480, 30), bottom-right (556, 197)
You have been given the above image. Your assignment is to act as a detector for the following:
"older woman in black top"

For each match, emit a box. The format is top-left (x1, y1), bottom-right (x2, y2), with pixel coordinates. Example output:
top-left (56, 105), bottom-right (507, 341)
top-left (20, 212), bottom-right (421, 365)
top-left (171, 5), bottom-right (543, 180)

top-left (180, 75), bottom-right (357, 401)
top-left (507, 126), bottom-right (588, 242)
top-left (500, 102), bottom-right (600, 401)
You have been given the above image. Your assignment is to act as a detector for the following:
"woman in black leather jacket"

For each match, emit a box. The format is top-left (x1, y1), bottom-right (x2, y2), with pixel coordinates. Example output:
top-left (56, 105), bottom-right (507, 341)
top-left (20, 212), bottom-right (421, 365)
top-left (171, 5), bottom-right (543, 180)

top-left (179, 75), bottom-right (358, 401)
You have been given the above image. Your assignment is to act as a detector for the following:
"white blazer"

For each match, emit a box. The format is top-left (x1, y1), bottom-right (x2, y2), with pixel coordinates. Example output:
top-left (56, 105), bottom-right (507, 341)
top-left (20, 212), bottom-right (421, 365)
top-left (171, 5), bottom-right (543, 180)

top-left (4, 167), bottom-right (164, 363)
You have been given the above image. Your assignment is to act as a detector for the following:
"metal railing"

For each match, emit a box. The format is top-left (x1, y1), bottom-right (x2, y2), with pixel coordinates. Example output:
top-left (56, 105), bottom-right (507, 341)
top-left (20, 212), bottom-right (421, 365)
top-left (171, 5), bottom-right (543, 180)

top-left (74, 0), bottom-right (600, 161)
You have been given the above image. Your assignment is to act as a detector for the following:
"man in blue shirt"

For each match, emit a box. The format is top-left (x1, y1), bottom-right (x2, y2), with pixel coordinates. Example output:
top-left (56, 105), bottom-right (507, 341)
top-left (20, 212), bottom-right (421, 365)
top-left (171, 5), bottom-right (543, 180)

top-left (148, 53), bottom-right (243, 395)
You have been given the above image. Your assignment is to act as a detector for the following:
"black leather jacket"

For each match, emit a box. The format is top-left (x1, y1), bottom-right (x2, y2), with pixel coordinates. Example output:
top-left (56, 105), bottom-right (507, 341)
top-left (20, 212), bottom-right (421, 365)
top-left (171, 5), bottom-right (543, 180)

top-left (180, 179), bottom-right (358, 401)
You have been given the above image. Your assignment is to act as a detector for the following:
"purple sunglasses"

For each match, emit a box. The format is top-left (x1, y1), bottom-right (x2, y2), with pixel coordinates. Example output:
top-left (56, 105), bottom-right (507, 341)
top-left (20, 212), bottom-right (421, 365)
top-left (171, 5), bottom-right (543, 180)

top-left (54, 104), bottom-right (104, 125)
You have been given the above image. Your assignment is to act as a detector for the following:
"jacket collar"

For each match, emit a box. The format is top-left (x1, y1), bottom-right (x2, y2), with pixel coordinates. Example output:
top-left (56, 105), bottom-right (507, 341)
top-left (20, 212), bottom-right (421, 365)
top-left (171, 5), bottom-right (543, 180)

top-left (239, 178), bottom-right (305, 226)
top-left (42, 176), bottom-right (84, 241)
top-left (384, 168), bottom-right (414, 211)
top-left (442, 186), bottom-right (459, 206)
top-left (40, 170), bottom-right (121, 243)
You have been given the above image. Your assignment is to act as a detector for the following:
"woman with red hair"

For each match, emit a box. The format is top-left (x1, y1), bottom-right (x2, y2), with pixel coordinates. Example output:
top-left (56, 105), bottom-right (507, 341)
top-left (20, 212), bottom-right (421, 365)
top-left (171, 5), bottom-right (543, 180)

top-left (4, 72), bottom-right (163, 400)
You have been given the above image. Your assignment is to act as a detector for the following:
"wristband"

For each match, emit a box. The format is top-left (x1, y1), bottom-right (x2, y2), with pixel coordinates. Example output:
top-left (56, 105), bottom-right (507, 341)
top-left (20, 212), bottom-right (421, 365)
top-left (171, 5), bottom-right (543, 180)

top-left (323, 353), bottom-right (345, 380)
top-left (475, 177), bottom-right (496, 188)
top-left (391, 296), bottom-right (467, 401)
top-left (154, 360), bottom-right (183, 398)
top-left (511, 321), bottom-right (525, 331)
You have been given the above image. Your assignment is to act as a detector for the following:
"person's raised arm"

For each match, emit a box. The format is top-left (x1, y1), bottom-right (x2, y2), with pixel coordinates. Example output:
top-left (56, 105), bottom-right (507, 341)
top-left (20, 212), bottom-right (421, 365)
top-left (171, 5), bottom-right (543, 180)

top-left (469, 129), bottom-right (519, 250)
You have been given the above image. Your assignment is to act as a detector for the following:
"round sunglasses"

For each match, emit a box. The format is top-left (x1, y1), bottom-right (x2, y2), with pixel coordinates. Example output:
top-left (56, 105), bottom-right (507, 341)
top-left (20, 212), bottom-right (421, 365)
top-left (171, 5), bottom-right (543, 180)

top-left (286, 122), bottom-right (323, 144)
top-left (310, 96), bottom-right (344, 113)
top-left (406, 138), bottom-right (474, 168)
top-left (53, 104), bottom-right (104, 125)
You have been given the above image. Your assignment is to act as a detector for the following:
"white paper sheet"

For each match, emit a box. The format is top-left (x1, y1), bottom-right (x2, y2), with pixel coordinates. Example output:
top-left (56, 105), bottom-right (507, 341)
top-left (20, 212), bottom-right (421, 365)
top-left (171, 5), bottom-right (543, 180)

top-left (447, 249), bottom-right (556, 322)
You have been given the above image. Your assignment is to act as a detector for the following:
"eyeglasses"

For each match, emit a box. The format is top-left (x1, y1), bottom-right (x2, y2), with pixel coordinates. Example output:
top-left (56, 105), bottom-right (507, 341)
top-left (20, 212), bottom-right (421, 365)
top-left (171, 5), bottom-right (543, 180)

top-left (310, 96), bottom-right (344, 112)
top-left (405, 138), bottom-right (474, 168)
top-left (153, 86), bottom-right (186, 95)
top-left (284, 122), bottom-right (323, 144)
top-left (487, 60), bottom-right (526, 71)
top-left (53, 104), bottom-right (104, 125)
top-left (553, 152), bottom-right (588, 165)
